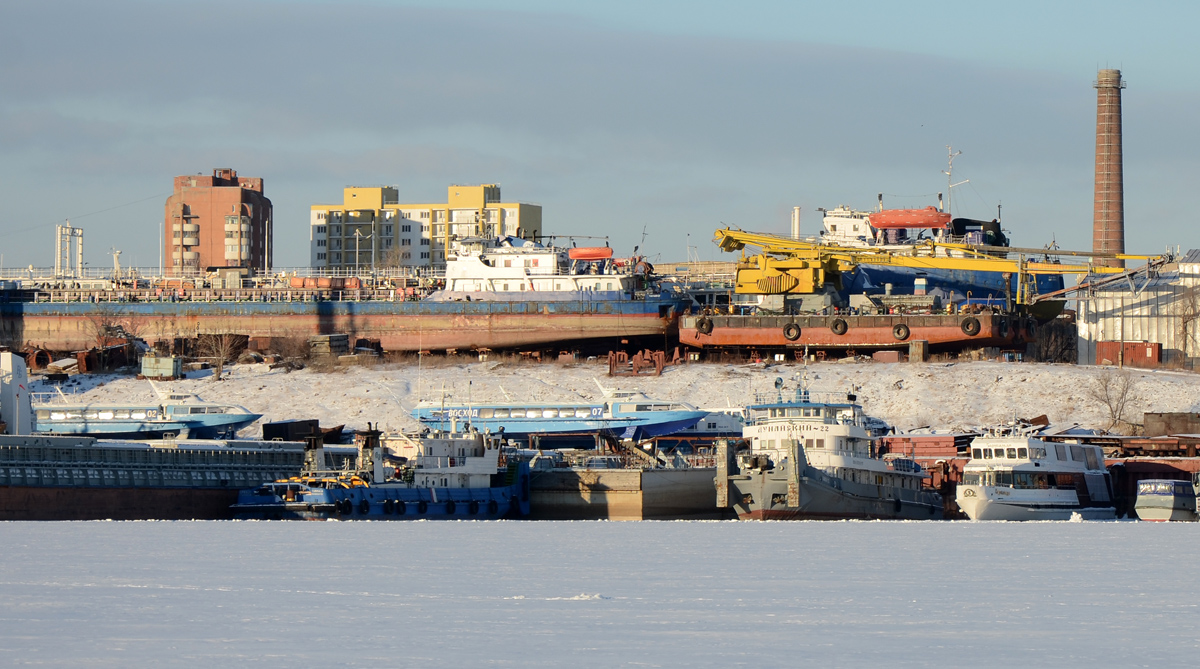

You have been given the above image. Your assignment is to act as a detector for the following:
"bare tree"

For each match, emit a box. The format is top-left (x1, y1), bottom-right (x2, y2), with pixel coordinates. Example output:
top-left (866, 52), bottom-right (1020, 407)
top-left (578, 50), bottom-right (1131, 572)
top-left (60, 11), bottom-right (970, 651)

top-left (1087, 368), bottom-right (1138, 433)
top-left (1174, 284), bottom-right (1200, 368)
top-left (196, 330), bottom-right (247, 382)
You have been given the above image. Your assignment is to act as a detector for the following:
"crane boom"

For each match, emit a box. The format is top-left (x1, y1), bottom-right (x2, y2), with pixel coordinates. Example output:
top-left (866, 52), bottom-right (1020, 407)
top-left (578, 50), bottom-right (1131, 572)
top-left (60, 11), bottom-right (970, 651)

top-left (713, 228), bottom-right (1164, 305)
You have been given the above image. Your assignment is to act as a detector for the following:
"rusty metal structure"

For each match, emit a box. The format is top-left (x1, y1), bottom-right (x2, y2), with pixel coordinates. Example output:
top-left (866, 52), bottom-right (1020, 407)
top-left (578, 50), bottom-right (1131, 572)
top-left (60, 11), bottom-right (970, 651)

top-left (1093, 69), bottom-right (1126, 268)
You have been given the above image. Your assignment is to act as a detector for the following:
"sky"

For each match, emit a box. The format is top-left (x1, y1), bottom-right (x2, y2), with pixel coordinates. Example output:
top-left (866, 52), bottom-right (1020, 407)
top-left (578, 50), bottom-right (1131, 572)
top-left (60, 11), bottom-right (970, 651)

top-left (1, 0), bottom-right (1197, 270)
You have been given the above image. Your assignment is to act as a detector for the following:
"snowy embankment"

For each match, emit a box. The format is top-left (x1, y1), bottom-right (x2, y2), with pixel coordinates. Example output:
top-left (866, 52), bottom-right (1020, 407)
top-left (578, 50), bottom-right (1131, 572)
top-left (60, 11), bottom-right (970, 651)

top-left (35, 358), bottom-right (1200, 435)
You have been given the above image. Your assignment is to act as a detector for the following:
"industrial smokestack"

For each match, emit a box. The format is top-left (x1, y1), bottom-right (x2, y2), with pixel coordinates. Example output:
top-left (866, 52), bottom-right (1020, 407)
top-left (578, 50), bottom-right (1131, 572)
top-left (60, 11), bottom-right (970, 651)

top-left (1093, 69), bottom-right (1126, 268)
top-left (791, 207), bottom-right (801, 240)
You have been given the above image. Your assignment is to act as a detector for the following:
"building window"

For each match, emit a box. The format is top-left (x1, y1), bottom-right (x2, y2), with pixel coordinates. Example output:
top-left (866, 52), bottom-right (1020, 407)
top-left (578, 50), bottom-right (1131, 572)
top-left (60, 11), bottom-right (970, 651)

top-left (384, 225), bottom-right (393, 235)
top-left (401, 224), bottom-right (411, 233)
top-left (317, 252), bottom-right (326, 260)
top-left (401, 238), bottom-right (411, 246)
top-left (420, 212), bottom-right (430, 220)
top-left (420, 238), bottom-right (430, 246)
top-left (421, 224), bottom-right (430, 233)
top-left (384, 239), bottom-right (393, 249)
top-left (316, 225), bottom-right (326, 234)
top-left (317, 239), bottom-right (326, 247)
top-left (420, 252), bottom-right (429, 259)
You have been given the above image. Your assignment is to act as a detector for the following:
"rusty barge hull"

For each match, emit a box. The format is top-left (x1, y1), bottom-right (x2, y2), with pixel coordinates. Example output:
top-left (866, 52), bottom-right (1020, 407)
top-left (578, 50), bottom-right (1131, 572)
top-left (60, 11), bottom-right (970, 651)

top-left (0, 434), bottom-right (306, 521)
top-left (0, 486), bottom-right (242, 521)
top-left (1, 298), bottom-right (686, 353)
top-left (680, 313), bottom-right (1034, 351)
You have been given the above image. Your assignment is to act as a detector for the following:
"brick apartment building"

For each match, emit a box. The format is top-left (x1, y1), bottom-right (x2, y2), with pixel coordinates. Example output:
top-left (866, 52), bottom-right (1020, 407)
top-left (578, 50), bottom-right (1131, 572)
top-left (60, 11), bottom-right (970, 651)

top-left (164, 168), bottom-right (273, 275)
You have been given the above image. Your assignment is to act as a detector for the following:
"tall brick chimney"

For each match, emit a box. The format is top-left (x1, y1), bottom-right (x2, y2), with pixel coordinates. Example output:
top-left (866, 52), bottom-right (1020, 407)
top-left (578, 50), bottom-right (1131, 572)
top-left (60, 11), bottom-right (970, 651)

top-left (1093, 69), bottom-right (1125, 268)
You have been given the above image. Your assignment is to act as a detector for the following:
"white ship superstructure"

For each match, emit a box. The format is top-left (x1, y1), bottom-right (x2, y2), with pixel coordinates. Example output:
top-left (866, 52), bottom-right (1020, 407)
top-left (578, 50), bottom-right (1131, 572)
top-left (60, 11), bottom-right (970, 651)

top-left (956, 426), bottom-right (1115, 521)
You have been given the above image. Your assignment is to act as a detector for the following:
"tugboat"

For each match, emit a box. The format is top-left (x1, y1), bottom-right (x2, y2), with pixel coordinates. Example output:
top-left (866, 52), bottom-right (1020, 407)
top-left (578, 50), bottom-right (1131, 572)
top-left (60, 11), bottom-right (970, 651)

top-left (715, 378), bottom-right (943, 520)
top-left (955, 423), bottom-right (1115, 521)
top-left (231, 424), bottom-right (530, 520)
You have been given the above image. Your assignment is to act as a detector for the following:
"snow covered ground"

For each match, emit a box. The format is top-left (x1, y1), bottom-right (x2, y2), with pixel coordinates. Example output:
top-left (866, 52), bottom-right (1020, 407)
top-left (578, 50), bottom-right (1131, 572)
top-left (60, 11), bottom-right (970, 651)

top-left (32, 358), bottom-right (1200, 436)
top-left (1, 521), bottom-right (1198, 667)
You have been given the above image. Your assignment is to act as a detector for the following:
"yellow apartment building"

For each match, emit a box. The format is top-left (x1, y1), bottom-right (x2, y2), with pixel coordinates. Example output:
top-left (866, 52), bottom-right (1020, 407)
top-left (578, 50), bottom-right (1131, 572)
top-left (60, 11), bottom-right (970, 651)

top-left (309, 184), bottom-right (542, 272)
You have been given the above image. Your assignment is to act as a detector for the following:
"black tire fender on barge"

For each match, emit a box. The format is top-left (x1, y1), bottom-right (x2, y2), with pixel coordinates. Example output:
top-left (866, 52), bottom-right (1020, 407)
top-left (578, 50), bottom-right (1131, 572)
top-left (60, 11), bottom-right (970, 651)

top-left (357, 499), bottom-right (370, 515)
top-left (960, 317), bottom-right (981, 336)
top-left (696, 317), bottom-right (714, 335)
top-left (830, 318), bottom-right (848, 336)
top-left (892, 323), bottom-right (910, 341)
top-left (783, 322), bottom-right (801, 341)
top-left (446, 500), bottom-right (457, 514)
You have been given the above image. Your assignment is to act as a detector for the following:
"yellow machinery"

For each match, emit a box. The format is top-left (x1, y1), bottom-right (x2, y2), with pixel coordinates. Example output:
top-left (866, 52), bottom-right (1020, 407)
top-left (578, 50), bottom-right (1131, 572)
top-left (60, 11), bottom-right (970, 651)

top-left (713, 228), bottom-right (1159, 306)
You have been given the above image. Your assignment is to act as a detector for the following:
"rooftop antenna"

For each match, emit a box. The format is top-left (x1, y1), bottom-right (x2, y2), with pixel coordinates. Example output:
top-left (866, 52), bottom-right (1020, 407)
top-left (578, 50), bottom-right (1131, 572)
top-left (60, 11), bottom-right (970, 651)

top-left (942, 146), bottom-right (968, 215)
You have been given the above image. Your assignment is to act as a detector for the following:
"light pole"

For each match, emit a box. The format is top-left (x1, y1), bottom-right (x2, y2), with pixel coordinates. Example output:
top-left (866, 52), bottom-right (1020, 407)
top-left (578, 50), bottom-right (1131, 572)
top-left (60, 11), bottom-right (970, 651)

top-left (353, 229), bottom-right (373, 275)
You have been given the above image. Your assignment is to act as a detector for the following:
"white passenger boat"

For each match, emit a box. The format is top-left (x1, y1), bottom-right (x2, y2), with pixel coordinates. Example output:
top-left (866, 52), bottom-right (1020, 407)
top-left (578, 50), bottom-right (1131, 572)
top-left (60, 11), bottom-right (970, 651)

top-left (1134, 478), bottom-right (1198, 522)
top-left (955, 424), bottom-right (1116, 521)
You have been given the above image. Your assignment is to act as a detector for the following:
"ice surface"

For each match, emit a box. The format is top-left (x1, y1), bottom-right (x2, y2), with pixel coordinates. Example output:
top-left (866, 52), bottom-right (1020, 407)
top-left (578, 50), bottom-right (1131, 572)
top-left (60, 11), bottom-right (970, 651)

top-left (33, 359), bottom-right (1200, 436)
top-left (1, 521), bottom-right (1198, 667)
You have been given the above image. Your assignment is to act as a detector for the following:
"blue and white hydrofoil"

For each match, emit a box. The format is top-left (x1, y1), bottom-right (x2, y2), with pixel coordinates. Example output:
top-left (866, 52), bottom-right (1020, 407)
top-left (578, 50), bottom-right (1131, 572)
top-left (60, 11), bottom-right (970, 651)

top-left (413, 382), bottom-right (707, 442)
top-left (33, 386), bottom-right (260, 439)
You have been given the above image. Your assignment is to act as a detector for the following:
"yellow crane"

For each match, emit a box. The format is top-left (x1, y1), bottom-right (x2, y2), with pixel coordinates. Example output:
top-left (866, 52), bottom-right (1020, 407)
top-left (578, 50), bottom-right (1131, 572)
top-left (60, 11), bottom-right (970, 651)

top-left (713, 228), bottom-right (1160, 306)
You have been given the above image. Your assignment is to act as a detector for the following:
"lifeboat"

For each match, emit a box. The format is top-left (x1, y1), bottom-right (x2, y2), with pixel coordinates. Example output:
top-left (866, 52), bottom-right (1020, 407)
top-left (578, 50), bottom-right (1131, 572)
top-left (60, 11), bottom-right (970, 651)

top-left (567, 247), bottom-right (614, 261)
top-left (867, 206), bottom-right (951, 230)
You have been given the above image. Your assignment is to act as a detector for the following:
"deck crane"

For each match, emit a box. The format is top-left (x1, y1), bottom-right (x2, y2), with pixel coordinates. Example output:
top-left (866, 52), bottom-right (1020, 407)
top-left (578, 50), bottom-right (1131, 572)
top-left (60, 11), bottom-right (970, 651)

top-left (713, 228), bottom-right (1163, 308)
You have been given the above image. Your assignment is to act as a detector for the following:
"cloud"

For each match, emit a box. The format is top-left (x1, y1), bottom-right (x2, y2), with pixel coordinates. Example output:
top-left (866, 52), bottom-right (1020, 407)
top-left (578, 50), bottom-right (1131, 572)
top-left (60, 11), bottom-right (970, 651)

top-left (1, 0), bottom-right (1196, 268)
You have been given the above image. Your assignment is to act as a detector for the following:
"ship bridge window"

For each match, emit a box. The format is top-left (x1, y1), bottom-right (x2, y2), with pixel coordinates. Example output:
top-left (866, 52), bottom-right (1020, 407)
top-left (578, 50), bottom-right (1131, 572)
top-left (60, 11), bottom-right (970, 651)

top-left (982, 448), bottom-right (993, 458)
top-left (541, 409), bottom-right (558, 418)
top-left (492, 409), bottom-right (510, 418)
top-left (963, 472), bottom-right (982, 485)
top-left (131, 411), bottom-right (147, 420)
top-left (508, 409), bottom-right (524, 418)
top-left (1054, 444), bottom-right (1067, 461)
top-left (995, 471), bottom-right (1013, 487)
top-left (1069, 445), bottom-right (1084, 462)
top-left (1084, 448), bottom-right (1100, 470)
top-left (1006, 448), bottom-right (1017, 459)
top-left (479, 409), bottom-right (494, 419)
top-left (1017, 447), bottom-right (1028, 459)
top-left (98, 411), bottom-right (114, 420)
top-left (1030, 447), bottom-right (1046, 459)
top-left (787, 408), bottom-right (802, 417)
top-left (190, 407), bottom-right (207, 414)
top-left (971, 448), bottom-right (982, 459)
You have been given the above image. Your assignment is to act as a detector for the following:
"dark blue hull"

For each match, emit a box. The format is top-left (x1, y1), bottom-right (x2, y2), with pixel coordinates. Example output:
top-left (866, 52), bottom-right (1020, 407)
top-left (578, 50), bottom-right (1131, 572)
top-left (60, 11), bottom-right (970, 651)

top-left (843, 265), bottom-right (1064, 302)
top-left (231, 464), bottom-right (531, 521)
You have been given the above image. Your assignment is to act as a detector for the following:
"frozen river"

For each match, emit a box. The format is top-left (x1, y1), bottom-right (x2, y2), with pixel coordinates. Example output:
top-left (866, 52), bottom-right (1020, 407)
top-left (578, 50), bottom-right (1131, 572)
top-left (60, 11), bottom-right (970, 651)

top-left (1, 521), bottom-right (1197, 667)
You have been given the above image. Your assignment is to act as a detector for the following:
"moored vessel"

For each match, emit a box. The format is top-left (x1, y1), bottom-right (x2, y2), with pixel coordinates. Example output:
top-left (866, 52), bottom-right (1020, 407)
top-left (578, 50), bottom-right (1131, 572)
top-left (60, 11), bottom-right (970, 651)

top-left (32, 385), bottom-right (261, 439)
top-left (715, 380), bottom-right (942, 520)
top-left (955, 424), bottom-right (1116, 520)
top-left (414, 382), bottom-right (708, 443)
top-left (231, 425), bottom-right (530, 520)
top-left (1134, 478), bottom-right (1198, 521)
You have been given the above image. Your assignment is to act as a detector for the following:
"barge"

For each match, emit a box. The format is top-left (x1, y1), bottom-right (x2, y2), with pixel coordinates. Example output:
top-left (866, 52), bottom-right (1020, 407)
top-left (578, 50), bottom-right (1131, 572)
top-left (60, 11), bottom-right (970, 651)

top-left (680, 311), bottom-right (1037, 354)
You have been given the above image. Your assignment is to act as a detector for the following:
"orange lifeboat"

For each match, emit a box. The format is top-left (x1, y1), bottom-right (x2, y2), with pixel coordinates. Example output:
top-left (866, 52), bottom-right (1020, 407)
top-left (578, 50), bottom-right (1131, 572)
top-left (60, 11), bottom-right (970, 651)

top-left (567, 247), bottom-right (614, 261)
top-left (867, 207), bottom-right (951, 230)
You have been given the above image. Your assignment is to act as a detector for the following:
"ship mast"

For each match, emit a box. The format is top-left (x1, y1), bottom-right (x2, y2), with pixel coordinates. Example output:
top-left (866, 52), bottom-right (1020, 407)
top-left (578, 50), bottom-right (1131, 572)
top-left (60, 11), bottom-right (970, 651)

top-left (942, 146), bottom-right (968, 215)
